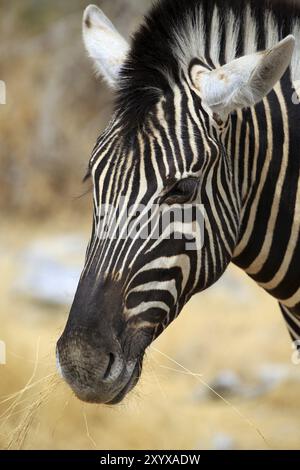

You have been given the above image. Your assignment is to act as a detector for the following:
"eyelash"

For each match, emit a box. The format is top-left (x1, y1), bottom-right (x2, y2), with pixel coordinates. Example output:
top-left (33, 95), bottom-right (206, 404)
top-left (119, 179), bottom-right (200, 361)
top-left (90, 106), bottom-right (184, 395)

top-left (83, 167), bottom-right (92, 183)
top-left (161, 178), bottom-right (199, 205)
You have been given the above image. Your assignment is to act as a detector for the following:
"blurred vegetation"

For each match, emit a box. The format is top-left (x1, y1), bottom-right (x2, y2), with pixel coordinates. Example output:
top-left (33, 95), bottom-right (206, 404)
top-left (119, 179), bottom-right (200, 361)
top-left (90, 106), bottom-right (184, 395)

top-left (0, 0), bottom-right (151, 218)
top-left (1, 0), bottom-right (300, 451)
top-left (1, 0), bottom-right (299, 218)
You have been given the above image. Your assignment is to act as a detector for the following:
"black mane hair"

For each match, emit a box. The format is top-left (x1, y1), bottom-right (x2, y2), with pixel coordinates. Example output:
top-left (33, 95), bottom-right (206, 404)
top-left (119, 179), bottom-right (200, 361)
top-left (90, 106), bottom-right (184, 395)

top-left (115, 0), bottom-right (300, 133)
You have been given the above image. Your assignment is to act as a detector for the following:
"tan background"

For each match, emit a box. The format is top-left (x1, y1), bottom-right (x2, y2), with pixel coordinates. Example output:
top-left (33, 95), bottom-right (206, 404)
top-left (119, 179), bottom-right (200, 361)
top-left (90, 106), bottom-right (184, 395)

top-left (0, 0), bottom-right (300, 450)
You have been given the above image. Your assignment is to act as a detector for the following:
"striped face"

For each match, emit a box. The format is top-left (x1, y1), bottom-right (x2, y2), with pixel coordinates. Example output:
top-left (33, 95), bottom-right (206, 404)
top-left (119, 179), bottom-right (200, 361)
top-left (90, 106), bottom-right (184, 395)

top-left (85, 88), bottom-right (238, 318)
top-left (56, 3), bottom-right (295, 404)
top-left (57, 83), bottom-right (239, 404)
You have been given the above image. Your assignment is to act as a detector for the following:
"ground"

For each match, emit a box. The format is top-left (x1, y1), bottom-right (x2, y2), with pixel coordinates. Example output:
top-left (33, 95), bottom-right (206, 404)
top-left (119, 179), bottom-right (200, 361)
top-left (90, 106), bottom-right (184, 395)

top-left (1, 0), bottom-right (300, 451)
top-left (1, 218), bottom-right (300, 450)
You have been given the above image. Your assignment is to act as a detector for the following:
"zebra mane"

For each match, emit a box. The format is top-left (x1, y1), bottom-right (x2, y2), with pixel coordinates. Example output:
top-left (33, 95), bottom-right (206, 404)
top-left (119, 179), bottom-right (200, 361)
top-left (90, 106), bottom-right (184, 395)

top-left (116, 0), bottom-right (300, 133)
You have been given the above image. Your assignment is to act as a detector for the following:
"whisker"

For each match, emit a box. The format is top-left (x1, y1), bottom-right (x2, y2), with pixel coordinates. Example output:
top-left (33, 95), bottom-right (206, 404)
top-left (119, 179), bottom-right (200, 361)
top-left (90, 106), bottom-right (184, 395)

top-left (82, 406), bottom-right (97, 449)
top-left (51, 399), bottom-right (71, 439)
top-left (158, 364), bottom-right (204, 377)
top-left (150, 345), bottom-right (272, 449)
top-left (145, 354), bottom-right (168, 402)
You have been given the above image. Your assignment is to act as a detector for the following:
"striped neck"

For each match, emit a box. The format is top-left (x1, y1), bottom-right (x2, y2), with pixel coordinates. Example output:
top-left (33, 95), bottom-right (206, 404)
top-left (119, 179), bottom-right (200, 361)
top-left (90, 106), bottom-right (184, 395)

top-left (231, 71), bottom-right (300, 308)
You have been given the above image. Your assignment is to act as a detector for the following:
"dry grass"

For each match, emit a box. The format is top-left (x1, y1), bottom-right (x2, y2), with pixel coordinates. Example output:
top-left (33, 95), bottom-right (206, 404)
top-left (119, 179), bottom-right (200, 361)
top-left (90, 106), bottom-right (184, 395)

top-left (1, 220), bottom-right (300, 450)
top-left (1, 0), bottom-right (300, 450)
top-left (0, 0), bottom-right (151, 217)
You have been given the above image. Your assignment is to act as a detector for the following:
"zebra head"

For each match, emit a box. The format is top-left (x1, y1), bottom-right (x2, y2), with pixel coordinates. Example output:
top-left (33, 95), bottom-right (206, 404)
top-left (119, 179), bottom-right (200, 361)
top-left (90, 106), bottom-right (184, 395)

top-left (57, 3), bottom-right (294, 404)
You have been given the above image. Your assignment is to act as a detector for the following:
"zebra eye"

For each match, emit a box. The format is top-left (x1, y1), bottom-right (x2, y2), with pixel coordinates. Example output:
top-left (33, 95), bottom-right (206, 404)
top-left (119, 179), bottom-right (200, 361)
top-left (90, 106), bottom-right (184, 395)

top-left (161, 177), bottom-right (198, 205)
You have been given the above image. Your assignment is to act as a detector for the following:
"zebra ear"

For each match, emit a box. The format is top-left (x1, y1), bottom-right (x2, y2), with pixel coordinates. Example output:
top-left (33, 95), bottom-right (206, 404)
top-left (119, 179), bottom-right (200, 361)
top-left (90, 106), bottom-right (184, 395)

top-left (82, 5), bottom-right (129, 88)
top-left (191, 35), bottom-right (295, 119)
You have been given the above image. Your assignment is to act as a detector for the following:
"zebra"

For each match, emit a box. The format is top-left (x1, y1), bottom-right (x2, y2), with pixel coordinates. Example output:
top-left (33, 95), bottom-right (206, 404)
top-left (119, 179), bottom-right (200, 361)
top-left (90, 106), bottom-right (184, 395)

top-left (57, 0), bottom-right (300, 404)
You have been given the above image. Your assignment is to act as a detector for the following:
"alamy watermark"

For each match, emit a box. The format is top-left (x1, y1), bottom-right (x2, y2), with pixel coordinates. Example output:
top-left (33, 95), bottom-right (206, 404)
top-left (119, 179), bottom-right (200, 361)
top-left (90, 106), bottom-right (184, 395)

top-left (0, 80), bottom-right (6, 104)
top-left (0, 340), bottom-right (6, 365)
top-left (94, 198), bottom-right (206, 251)
top-left (292, 91), bottom-right (300, 105)
top-left (291, 340), bottom-right (300, 365)
top-left (292, 81), bottom-right (300, 105)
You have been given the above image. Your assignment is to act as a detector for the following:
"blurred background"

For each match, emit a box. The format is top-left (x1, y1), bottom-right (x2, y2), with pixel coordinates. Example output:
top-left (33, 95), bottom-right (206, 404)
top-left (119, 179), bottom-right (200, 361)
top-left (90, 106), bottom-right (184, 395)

top-left (1, 0), bottom-right (300, 450)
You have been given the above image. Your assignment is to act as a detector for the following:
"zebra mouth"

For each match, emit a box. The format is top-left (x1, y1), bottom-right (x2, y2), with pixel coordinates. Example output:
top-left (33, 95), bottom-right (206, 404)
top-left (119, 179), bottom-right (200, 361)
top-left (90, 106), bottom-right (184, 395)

top-left (58, 356), bottom-right (142, 405)
top-left (56, 324), bottom-right (145, 405)
top-left (106, 360), bottom-right (141, 404)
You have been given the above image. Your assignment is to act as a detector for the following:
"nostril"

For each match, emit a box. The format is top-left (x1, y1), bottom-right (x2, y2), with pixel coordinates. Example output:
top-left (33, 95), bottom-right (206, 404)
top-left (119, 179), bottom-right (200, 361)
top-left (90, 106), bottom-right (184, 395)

top-left (103, 353), bottom-right (115, 381)
top-left (102, 352), bottom-right (124, 383)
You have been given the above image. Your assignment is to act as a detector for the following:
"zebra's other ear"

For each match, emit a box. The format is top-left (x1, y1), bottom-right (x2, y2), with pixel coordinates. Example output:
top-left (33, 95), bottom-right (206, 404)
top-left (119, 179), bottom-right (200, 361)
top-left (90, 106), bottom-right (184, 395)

top-left (191, 35), bottom-right (295, 119)
top-left (82, 5), bottom-right (129, 88)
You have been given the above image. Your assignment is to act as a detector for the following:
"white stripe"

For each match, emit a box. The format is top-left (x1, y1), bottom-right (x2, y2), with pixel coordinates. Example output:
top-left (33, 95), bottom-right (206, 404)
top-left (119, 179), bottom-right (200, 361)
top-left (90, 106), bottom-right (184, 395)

top-left (126, 301), bottom-right (169, 318)
top-left (130, 280), bottom-right (178, 303)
